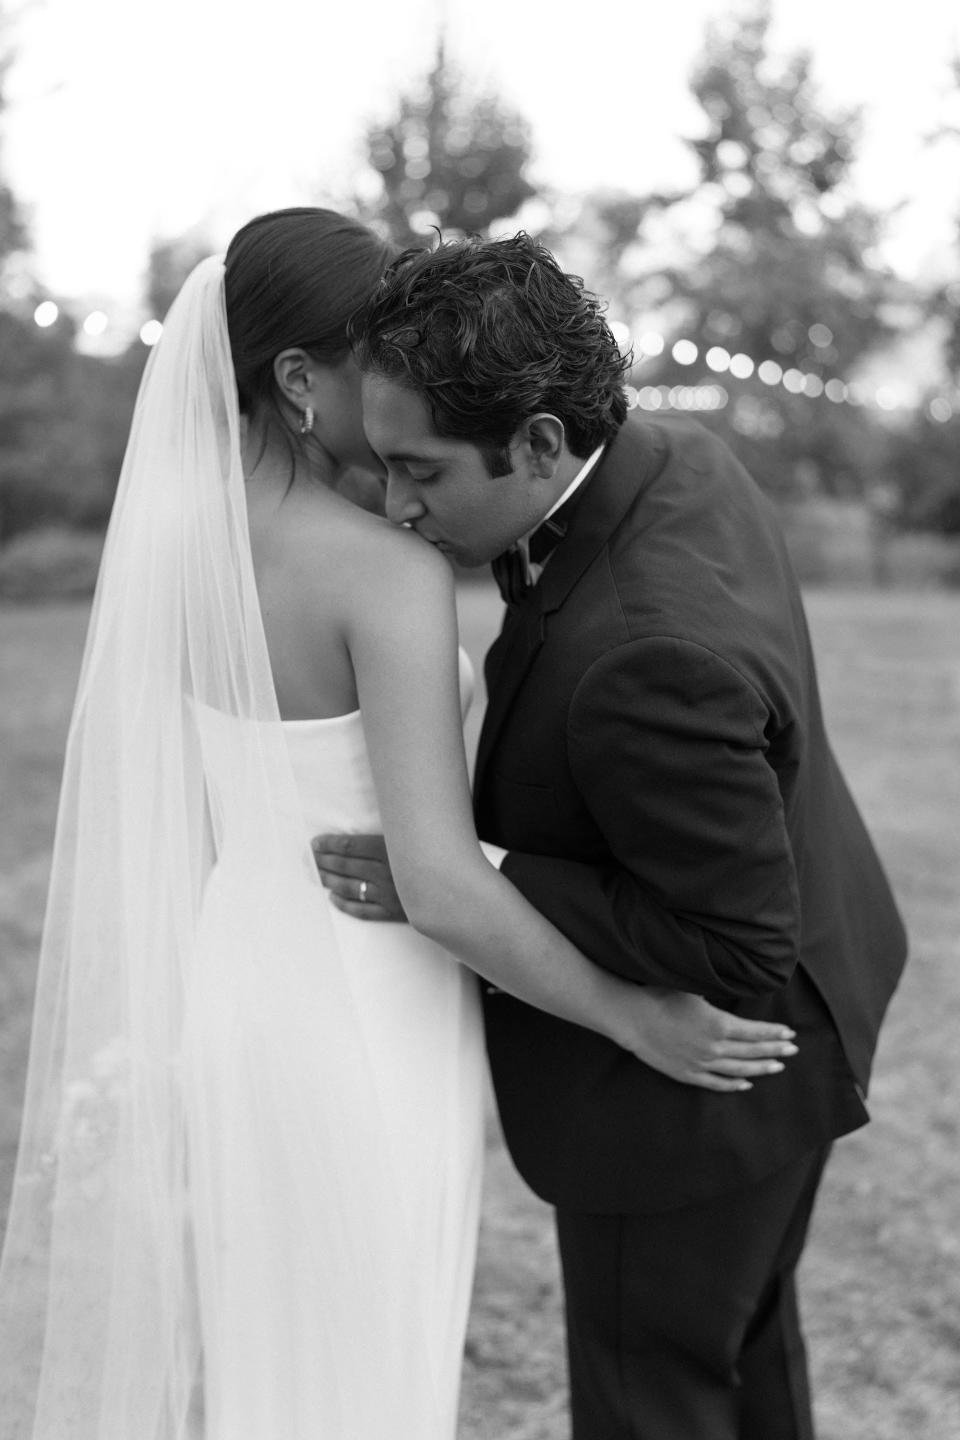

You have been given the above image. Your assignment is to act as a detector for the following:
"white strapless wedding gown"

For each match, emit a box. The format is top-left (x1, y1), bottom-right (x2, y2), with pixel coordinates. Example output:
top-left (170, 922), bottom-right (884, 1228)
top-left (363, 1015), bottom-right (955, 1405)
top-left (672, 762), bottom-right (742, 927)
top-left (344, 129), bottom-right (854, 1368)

top-left (183, 658), bottom-right (485, 1439)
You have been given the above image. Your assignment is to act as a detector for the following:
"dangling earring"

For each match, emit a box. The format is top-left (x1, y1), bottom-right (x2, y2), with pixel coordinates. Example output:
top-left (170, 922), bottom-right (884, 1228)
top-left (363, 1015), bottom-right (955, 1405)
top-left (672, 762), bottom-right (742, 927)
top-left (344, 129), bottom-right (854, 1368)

top-left (299, 405), bottom-right (315, 435)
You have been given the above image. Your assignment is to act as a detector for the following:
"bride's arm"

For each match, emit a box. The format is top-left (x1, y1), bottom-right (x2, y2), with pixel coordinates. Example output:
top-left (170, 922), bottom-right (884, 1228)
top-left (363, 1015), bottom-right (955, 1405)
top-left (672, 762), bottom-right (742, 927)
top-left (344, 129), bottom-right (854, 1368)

top-left (345, 534), bottom-right (795, 1091)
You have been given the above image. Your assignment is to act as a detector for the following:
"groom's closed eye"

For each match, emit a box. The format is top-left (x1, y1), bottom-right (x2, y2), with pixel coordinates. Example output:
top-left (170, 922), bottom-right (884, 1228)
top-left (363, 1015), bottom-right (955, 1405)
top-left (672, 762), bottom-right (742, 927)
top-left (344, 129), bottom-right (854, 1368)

top-left (400, 462), bottom-right (441, 484)
top-left (380, 451), bottom-right (446, 482)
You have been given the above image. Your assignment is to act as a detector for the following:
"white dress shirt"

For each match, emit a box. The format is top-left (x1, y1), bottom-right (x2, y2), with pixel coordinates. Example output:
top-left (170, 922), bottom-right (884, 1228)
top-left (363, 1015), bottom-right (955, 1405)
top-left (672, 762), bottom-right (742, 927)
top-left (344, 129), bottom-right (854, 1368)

top-left (518, 442), bottom-right (605, 587)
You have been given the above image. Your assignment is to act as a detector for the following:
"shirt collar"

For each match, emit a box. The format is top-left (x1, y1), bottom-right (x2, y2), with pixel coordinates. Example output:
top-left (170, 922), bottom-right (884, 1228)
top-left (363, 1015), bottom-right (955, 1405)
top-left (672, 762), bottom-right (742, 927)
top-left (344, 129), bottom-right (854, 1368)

top-left (535, 443), bottom-right (605, 532)
top-left (517, 443), bottom-right (605, 577)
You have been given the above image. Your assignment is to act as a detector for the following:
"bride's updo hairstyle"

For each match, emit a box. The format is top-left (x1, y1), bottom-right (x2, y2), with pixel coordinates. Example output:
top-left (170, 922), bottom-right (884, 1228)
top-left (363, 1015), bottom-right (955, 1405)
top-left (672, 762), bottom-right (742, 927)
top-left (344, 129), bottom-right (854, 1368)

top-left (224, 206), bottom-right (394, 424)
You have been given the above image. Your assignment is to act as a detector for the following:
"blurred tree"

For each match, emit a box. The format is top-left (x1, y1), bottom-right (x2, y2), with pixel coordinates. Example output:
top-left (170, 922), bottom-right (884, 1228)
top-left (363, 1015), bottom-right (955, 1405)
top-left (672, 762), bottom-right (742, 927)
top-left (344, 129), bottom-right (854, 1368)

top-left (361, 37), bottom-right (536, 247)
top-left (535, 188), bottom-right (669, 322)
top-left (0, 306), bottom-right (75, 542)
top-left (879, 52), bottom-right (960, 537)
top-left (0, 5), bottom-right (51, 543)
top-left (884, 407), bottom-right (960, 534)
top-left (0, 160), bottom-right (28, 288)
top-left (925, 54), bottom-right (960, 381)
top-left (0, 12), bottom-right (28, 289)
top-left (0, 306), bottom-right (146, 543)
top-left (612, 1), bottom-right (905, 499)
top-left (0, 4), bottom-right (148, 555)
top-left (145, 232), bottom-right (215, 320)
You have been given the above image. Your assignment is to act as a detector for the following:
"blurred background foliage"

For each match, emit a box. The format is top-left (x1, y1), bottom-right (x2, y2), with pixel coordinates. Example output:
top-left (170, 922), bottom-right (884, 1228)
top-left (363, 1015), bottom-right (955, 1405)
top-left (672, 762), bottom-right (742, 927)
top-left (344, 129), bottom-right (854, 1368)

top-left (1, 0), bottom-right (959, 598)
top-left (360, 37), bottom-right (536, 248)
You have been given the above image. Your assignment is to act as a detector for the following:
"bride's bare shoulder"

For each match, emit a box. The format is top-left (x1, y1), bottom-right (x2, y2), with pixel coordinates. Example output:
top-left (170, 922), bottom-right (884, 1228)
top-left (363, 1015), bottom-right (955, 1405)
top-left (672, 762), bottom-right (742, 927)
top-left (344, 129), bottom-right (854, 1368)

top-left (277, 484), bottom-right (452, 611)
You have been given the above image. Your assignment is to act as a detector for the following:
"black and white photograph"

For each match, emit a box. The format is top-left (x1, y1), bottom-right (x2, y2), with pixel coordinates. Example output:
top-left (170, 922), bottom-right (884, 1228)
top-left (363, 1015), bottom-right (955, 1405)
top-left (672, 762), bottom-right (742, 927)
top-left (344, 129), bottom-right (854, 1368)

top-left (0, 1), bottom-right (958, 1436)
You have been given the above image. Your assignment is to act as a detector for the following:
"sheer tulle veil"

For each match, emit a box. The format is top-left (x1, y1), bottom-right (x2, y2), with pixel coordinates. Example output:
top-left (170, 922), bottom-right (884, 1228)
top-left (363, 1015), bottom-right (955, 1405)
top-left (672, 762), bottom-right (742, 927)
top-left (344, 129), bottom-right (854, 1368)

top-left (0, 256), bottom-right (417, 1437)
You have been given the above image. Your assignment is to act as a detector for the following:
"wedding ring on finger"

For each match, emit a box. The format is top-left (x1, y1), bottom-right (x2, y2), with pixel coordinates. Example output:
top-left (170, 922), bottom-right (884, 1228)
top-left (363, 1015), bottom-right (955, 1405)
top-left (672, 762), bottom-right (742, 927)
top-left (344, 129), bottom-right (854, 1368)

top-left (359, 880), bottom-right (369, 904)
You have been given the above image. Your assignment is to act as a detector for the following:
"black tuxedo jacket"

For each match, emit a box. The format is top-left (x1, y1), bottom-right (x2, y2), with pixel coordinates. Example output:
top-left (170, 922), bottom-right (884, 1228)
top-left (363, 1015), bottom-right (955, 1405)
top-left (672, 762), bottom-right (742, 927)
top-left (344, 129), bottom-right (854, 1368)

top-left (474, 416), bottom-right (907, 1214)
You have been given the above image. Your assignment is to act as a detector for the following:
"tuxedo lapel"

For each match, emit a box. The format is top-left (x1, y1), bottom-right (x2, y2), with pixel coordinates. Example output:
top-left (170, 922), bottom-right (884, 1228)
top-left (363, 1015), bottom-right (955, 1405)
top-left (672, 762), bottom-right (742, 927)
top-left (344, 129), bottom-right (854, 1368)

top-left (474, 420), bottom-right (669, 800)
top-left (536, 420), bottom-right (668, 619)
top-left (474, 602), bottom-right (544, 798)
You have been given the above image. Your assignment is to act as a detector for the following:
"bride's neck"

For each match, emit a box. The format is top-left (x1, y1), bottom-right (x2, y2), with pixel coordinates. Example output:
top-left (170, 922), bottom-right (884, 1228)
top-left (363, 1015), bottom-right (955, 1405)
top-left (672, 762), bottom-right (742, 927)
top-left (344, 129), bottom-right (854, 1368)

top-left (241, 414), bottom-right (337, 500)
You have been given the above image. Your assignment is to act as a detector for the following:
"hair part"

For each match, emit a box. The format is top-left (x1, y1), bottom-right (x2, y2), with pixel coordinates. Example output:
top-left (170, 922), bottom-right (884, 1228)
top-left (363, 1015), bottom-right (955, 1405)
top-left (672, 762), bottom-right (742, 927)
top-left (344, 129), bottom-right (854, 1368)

top-left (348, 232), bottom-right (631, 465)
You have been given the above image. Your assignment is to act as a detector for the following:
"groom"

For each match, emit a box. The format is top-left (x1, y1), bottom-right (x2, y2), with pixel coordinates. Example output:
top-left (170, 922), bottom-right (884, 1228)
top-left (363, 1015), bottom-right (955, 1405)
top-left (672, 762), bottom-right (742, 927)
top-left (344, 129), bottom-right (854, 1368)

top-left (314, 234), bottom-right (907, 1439)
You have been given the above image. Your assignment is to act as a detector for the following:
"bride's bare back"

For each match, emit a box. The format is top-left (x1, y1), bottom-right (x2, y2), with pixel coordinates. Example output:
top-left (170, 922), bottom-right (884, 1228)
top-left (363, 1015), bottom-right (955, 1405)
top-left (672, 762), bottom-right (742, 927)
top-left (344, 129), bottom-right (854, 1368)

top-left (245, 464), bottom-right (428, 722)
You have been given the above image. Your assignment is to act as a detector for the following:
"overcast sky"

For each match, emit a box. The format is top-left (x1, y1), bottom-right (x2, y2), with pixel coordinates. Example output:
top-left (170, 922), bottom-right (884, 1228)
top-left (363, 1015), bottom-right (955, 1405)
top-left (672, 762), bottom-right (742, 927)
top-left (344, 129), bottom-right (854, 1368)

top-left (4, 0), bottom-right (959, 313)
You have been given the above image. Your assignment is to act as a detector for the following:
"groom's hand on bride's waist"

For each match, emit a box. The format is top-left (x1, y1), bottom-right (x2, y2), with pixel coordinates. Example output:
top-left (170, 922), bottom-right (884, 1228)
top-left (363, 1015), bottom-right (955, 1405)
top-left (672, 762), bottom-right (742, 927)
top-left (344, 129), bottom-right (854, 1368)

top-left (311, 833), bottom-right (407, 922)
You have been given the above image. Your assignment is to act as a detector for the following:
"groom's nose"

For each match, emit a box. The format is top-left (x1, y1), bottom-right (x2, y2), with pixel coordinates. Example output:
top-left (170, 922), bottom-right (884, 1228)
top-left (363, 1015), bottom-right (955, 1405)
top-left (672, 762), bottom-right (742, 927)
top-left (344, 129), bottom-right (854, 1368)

top-left (384, 472), bottom-right (426, 526)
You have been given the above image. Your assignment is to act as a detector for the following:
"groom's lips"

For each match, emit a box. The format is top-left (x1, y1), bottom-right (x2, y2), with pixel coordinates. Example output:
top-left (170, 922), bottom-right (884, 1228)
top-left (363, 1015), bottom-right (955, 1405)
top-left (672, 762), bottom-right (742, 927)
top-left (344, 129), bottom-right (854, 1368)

top-left (411, 525), bottom-right (459, 559)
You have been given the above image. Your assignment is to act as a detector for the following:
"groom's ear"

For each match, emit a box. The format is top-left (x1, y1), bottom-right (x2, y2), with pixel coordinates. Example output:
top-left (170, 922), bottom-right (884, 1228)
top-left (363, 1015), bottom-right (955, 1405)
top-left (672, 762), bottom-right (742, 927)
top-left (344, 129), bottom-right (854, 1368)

top-left (520, 413), bottom-right (565, 478)
top-left (273, 348), bottom-right (313, 407)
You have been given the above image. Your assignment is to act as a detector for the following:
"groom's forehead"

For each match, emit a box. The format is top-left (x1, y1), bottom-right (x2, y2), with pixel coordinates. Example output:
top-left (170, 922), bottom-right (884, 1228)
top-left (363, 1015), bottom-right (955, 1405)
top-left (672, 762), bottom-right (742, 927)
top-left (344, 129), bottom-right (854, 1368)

top-left (361, 372), bottom-right (429, 425)
top-left (360, 373), bottom-right (449, 455)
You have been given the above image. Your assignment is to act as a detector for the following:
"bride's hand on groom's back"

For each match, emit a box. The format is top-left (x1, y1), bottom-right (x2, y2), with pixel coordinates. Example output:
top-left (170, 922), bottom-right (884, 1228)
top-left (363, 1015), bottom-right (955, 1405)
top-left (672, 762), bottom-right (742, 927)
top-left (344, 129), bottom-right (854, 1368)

top-left (623, 987), bottom-right (798, 1092)
top-left (311, 832), bottom-right (407, 922)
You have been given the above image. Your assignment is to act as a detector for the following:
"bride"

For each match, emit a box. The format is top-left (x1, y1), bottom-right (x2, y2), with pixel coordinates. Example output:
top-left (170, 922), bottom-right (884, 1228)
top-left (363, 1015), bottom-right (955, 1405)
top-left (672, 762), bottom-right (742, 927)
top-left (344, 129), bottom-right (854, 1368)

top-left (0, 207), bottom-right (795, 1440)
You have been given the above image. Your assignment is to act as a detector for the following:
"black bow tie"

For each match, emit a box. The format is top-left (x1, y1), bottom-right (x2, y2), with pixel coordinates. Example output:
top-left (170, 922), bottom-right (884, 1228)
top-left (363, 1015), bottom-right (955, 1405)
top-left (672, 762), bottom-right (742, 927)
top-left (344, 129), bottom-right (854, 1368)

top-left (491, 497), bottom-right (580, 607)
top-left (491, 545), bottom-right (530, 607)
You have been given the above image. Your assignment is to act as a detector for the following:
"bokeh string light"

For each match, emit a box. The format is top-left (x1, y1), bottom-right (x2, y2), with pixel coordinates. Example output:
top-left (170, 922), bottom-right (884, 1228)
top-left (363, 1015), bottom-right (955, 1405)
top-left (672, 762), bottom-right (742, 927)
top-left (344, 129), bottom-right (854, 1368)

top-left (613, 324), bottom-right (957, 423)
top-left (27, 301), bottom-right (957, 421)
top-left (81, 310), bottom-right (109, 338)
top-left (32, 300), bottom-right (59, 328)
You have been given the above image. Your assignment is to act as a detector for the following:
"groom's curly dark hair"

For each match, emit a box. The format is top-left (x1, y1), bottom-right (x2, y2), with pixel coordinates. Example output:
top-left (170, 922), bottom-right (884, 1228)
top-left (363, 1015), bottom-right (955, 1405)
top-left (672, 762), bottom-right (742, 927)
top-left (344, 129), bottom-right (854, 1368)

top-left (348, 232), bottom-right (631, 475)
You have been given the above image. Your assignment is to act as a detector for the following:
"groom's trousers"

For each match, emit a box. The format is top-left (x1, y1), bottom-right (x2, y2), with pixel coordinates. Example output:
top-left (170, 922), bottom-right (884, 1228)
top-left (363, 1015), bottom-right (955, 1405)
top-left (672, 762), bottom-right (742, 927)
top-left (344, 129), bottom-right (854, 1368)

top-left (555, 1143), bottom-right (831, 1440)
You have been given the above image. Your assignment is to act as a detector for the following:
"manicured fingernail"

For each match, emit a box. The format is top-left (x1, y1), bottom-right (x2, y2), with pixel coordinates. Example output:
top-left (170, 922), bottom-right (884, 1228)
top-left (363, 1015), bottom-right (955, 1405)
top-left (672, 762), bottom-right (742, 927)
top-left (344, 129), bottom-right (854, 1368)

top-left (781, 1043), bottom-right (798, 1056)
top-left (768, 1061), bottom-right (785, 1072)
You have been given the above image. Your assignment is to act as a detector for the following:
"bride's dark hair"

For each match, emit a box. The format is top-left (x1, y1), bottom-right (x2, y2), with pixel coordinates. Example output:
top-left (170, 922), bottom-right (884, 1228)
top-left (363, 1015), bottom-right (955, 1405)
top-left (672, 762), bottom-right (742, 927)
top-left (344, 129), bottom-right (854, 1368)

top-left (224, 206), bottom-right (395, 419)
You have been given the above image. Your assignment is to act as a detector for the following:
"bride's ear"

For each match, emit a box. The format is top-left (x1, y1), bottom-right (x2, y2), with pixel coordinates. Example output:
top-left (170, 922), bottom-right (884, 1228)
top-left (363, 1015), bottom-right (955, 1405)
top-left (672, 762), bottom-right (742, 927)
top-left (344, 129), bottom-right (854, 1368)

top-left (273, 348), bottom-right (313, 408)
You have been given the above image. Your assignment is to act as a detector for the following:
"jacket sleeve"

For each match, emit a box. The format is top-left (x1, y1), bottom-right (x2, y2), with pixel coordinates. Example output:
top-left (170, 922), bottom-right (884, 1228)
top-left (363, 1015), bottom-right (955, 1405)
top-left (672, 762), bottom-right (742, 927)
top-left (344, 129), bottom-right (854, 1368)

top-left (499, 635), bottom-right (801, 1004)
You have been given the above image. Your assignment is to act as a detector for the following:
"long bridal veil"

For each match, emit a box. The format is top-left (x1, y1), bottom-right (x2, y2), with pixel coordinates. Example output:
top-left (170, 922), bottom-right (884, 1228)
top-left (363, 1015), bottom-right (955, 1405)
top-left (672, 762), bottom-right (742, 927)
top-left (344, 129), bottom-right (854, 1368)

top-left (0, 258), bottom-right (427, 1438)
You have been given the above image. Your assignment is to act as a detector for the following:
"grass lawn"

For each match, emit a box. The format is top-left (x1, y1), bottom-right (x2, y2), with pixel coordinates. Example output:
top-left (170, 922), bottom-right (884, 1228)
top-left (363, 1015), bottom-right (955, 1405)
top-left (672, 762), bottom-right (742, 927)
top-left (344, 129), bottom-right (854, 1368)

top-left (2, 585), bottom-right (959, 1438)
